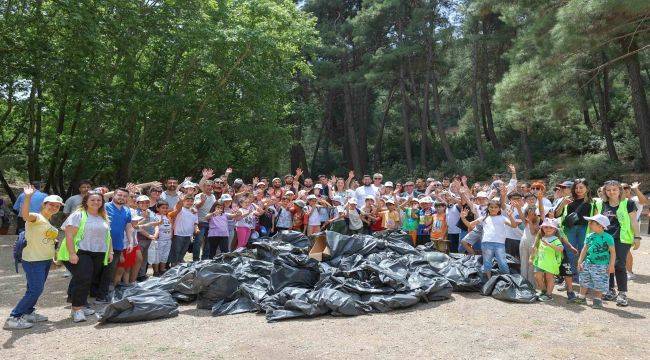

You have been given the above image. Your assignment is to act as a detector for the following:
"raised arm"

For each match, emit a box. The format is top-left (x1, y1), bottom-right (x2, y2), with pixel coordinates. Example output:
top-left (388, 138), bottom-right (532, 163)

top-left (20, 185), bottom-right (38, 222)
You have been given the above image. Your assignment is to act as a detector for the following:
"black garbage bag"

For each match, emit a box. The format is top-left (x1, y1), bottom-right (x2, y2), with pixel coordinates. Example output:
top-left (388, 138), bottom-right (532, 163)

top-left (99, 285), bottom-right (179, 323)
top-left (325, 231), bottom-right (419, 267)
top-left (480, 274), bottom-right (537, 303)
top-left (268, 253), bottom-right (320, 294)
top-left (211, 297), bottom-right (259, 316)
top-left (372, 230), bottom-right (415, 246)
top-left (434, 253), bottom-right (484, 292)
top-left (271, 230), bottom-right (311, 249)
top-left (249, 238), bottom-right (306, 262)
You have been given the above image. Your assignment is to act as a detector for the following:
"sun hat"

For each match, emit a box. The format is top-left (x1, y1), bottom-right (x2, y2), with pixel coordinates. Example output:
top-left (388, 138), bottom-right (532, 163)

top-left (584, 214), bottom-right (610, 229)
top-left (43, 195), bottom-right (64, 205)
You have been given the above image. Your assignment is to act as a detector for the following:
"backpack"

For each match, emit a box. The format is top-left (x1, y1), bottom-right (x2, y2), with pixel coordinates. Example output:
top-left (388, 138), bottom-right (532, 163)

top-left (13, 231), bottom-right (27, 273)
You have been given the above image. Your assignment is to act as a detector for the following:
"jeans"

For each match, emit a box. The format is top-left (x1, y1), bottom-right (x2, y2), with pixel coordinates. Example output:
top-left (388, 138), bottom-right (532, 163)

top-left (97, 249), bottom-right (121, 300)
top-left (481, 242), bottom-right (509, 274)
top-left (137, 237), bottom-right (152, 277)
top-left (67, 250), bottom-right (105, 307)
top-left (565, 225), bottom-right (587, 281)
top-left (458, 230), bottom-right (467, 252)
top-left (197, 222), bottom-right (209, 261)
top-left (610, 239), bottom-right (632, 292)
top-left (11, 260), bottom-right (51, 317)
top-left (448, 233), bottom-right (460, 253)
top-left (206, 236), bottom-right (228, 258)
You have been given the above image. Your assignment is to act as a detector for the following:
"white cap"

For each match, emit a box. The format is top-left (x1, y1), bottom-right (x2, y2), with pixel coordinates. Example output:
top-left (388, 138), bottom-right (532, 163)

top-left (181, 181), bottom-right (198, 188)
top-left (384, 181), bottom-right (394, 187)
top-left (385, 198), bottom-right (395, 205)
top-left (136, 195), bottom-right (150, 202)
top-left (584, 214), bottom-right (610, 229)
top-left (43, 195), bottom-right (64, 205)
top-left (219, 194), bottom-right (233, 202)
top-left (540, 218), bottom-right (558, 230)
top-left (365, 195), bottom-right (375, 201)
top-left (332, 196), bottom-right (343, 203)
top-left (348, 198), bottom-right (358, 205)
top-left (293, 199), bottom-right (306, 208)
top-left (314, 184), bottom-right (323, 189)
top-left (476, 191), bottom-right (489, 199)
top-left (306, 194), bottom-right (317, 200)
top-left (131, 215), bottom-right (144, 222)
top-left (418, 196), bottom-right (433, 204)
top-left (285, 190), bottom-right (295, 196)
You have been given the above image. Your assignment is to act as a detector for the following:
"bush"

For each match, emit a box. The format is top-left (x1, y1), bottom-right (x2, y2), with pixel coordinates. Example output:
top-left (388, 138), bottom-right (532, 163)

top-left (529, 160), bottom-right (554, 179)
top-left (553, 153), bottom-right (629, 187)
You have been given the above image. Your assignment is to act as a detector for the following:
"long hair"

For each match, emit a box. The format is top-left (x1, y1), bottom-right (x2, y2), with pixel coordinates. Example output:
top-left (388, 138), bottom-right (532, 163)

top-left (571, 178), bottom-right (591, 202)
top-left (80, 191), bottom-right (108, 220)
top-left (601, 180), bottom-right (624, 202)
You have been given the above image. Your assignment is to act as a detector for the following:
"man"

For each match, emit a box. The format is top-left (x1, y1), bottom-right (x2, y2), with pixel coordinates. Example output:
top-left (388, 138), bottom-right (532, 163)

top-left (303, 177), bottom-right (314, 194)
top-left (372, 173), bottom-right (383, 191)
top-left (318, 175), bottom-right (330, 198)
top-left (160, 177), bottom-right (180, 208)
top-left (400, 181), bottom-right (418, 199)
top-left (414, 178), bottom-right (427, 197)
top-left (96, 188), bottom-right (135, 303)
top-left (63, 180), bottom-right (92, 217)
top-left (12, 181), bottom-right (48, 234)
top-left (195, 180), bottom-right (216, 260)
top-left (355, 175), bottom-right (377, 207)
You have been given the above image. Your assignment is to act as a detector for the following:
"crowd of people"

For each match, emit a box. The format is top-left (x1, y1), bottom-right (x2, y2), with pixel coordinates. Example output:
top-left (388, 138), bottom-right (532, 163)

top-left (4, 164), bottom-right (647, 330)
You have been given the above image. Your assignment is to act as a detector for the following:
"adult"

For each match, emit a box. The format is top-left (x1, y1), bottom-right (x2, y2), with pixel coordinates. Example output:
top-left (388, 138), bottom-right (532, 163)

top-left (554, 179), bottom-right (595, 280)
top-left (355, 175), bottom-right (378, 207)
top-left (59, 191), bottom-right (112, 322)
top-left (372, 173), bottom-right (383, 191)
top-left (622, 182), bottom-right (648, 279)
top-left (12, 181), bottom-right (48, 234)
top-left (4, 186), bottom-right (62, 330)
top-left (400, 181), bottom-right (418, 199)
top-left (195, 180), bottom-right (216, 260)
top-left (160, 177), bottom-right (180, 208)
top-left (96, 188), bottom-right (134, 303)
top-left (147, 186), bottom-right (163, 212)
top-left (598, 180), bottom-right (641, 306)
top-left (135, 195), bottom-right (159, 281)
top-left (63, 180), bottom-right (92, 216)
top-left (317, 175), bottom-right (330, 199)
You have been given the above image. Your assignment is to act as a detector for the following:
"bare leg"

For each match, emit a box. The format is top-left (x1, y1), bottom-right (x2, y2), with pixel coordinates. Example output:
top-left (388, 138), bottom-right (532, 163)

top-left (129, 250), bottom-right (143, 283)
top-left (534, 272), bottom-right (545, 291)
top-left (626, 251), bottom-right (633, 273)
top-left (545, 273), bottom-right (555, 295)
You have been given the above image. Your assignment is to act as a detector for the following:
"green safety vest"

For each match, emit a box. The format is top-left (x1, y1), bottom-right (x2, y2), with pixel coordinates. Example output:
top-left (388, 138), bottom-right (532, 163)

top-left (560, 198), bottom-right (596, 238)
top-left (595, 198), bottom-right (634, 244)
top-left (533, 236), bottom-right (563, 275)
top-left (57, 210), bottom-right (112, 265)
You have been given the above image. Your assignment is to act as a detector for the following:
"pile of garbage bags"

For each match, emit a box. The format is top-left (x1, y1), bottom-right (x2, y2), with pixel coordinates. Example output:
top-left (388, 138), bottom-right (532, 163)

top-left (99, 230), bottom-right (537, 324)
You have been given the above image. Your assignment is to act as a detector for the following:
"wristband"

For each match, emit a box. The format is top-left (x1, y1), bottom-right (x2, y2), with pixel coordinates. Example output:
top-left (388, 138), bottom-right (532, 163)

top-left (634, 236), bottom-right (642, 240)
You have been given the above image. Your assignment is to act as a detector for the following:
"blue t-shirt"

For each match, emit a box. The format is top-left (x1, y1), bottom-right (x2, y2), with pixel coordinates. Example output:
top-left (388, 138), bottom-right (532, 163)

top-left (13, 190), bottom-right (49, 216)
top-left (105, 202), bottom-right (132, 250)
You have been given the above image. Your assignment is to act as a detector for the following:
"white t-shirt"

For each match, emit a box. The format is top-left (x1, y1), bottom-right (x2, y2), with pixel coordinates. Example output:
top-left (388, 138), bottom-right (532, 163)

top-left (504, 205), bottom-right (524, 240)
top-left (194, 193), bottom-right (216, 222)
top-left (174, 207), bottom-right (198, 236)
top-left (307, 206), bottom-right (322, 226)
top-left (63, 194), bottom-right (83, 215)
top-left (62, 211), bottom-right (110, 253)
top-left (355, 186), bottom-right (377, 208)
top-left (347, 208), bottom-right (364, 230)
top-left (158, 214), bottom-right (172, 242)
top-left (481, 215), bottom-right (508, 244)
top-left (446, 205), bottom-right (461, 235)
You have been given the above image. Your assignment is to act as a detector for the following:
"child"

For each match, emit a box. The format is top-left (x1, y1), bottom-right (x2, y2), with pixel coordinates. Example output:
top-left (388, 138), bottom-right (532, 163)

top-left (305, 194), bottom-right (323, 235)
top-left (169, 194), bottom-right (199, 265)
top-left (205, 201), bottom-right (233, 258)
top-left (519, 206), bottom-right (539, 285)
top-left (531, 219), bottom-right (564, 302)
top-left (361, 196), bottom-right (378, 234)
top-left (344, 199), bottom-right (364, 234)
top-left (149, 201), bottom-right (172, 276)
top-left (290, 199), bottom-right (306, 232)
top-left (473, 200), bottom-right (518, 277)
top-left (430, 201), bottom-right (449, 253)
top-left (381, 199), bottom-right (401, 230)
top-left (401, 198), bottom-right (419, 245)
top-left (134, 195), bottom-right (159, 281)
top-left (416, 197), bottom-right (435, 246)
top-left (233, 197), bottom-right (259, 248)
top-left (574, 214), bottom-right (615, 308)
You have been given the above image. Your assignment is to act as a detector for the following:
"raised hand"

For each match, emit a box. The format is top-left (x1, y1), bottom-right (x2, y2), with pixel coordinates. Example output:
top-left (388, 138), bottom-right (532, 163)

top-left (23, 184), bottom-right (35, 197)
top-left (348, 170), bottom-right (354, 179)
top-left (150, 181), bottom-right (163, 189)
top-left (295, 168), bottom-right (303, 178)
top-left (202, 168), bottom-right (215, 179)
top-left (507, 163), bottom-right (516, 174)
top-left (631, 182), bottom-right (641, 190)
top-left (460, 208), bottom-right (469, 218)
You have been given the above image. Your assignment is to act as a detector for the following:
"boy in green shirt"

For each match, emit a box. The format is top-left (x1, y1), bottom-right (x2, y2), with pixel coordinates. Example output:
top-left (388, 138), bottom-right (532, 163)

top-left (574, 214), bottom-right (615, 308)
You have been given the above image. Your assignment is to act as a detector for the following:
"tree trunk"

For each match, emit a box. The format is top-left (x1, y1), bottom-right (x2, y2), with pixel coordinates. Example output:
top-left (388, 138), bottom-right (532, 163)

top-left (399, 65), bottom-right (414, 171)
top-left (357, 86), bottom-right (370, 174)
top-left (594, 54), bottom-right (619, 162)
top-left (45, 96), bottom-right (67, 194)
top-left (520, 127), bottom-right (534, 170)
top-left (289, 113), bottom-right (309, 177)
top-left (471, 30), bottom-right (486, 161)
top-left (26, 79), bottom-right (37, 181)
top-left (622, 40), bottom-right (650, 170)
top-left (407, 57), bottom-right (430, 168)
top-left (0, 168), bottom-right (16, 203)
top-left (373, 85), bottom-right (396, 168)
top-left (343, 82), bottom-right (362, 176)
top-left (478, 21), bottom-right (501, 152)
top-left (431, 65), bottom-right (455, 162)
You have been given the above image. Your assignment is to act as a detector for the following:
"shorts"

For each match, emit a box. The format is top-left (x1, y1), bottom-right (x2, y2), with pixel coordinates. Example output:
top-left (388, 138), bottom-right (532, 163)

top-left (579, 263), bottom-right (609, 293)
top-left (118, 246), bottom-right (140, 269)
top-left (148, 240), bottom-right (171, 264)
top-left (558, 249), bottom-right (573, 277)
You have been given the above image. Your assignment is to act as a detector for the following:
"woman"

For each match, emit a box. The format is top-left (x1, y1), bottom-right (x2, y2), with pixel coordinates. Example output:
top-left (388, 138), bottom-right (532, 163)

top-left (554, 179), bottom-right (595, 280)
top-left (4, 186), bottom-right (63, 330)
top-left (598, 180), bottom-right (642, 306)
top-left (59, 191), bottom-right (112, 322)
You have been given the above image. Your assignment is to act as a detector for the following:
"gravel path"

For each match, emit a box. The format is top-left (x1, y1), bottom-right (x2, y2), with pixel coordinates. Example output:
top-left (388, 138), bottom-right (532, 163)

top-left (1, 235), bottom-right (649, 359)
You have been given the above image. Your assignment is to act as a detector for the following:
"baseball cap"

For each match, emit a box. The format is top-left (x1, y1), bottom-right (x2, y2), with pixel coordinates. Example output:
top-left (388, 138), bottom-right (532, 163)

top-left (384, 181), bottom-right (394, 187)
top-left (136, 195), bottom-right (150, 202)
top-left (584, 214), bottom-right (610, 229)
top-left (418, 196), bottom-right (433, 204)
top-left (219, 194), bottom-right (232, 202)
top-left (314, 184), bottom-right (323, 189)
top-left (365, 195), bottom-right (375, 201)
top-left (285, 190), bottom-right (295, 196)
top-left (306, 194), bottom-right (317, 200)
top-left (540, 218), bottom-right (558, 229)
top-left (233, 178), bottom-right (244, 186)
top-left (476, 191), bottom-right (489, 199)
top-left (293, 199), bottom-right (307, 208)
top-left (348, 198), bottom-right (358, 205)
top-left (332, 196), bottom-right (343, 203)
top-left (385, 198), bottom-right (395, 205)
top-left (43, 195), bottom-right (64, 205)
top-left (560, 180), bottom-right (574, 188)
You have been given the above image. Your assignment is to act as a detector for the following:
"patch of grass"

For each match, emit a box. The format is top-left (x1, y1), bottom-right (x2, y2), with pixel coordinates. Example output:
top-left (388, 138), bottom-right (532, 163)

top-left (522, 331), bottom-right (533, 339)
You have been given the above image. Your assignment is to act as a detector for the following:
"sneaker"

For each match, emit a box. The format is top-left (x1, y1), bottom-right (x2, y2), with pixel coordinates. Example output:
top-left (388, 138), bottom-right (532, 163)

top-left (573, 297), bottom-right (587, 305)
top-left (71, 310), bottom-right (86, 323)
top-left (62, 270), bottom-right (71, 278)
top-left (627, 272), bottom-right (636, 281)
top-left (603, 290), bottom-right (617, 301)
top-left (616, 293), bottom-right (629, 307)
top-left (22, 312), bottom-right (48, 323)
top-left (3, 316), bottom-right (33, 330)
top-left (556, 283), bottom-right (567, 291)
top-left (94, 297), bottom-right (110, 305)
top-left (538, 294), bottom-right (553, 302)
top-left (83, 306), bottom-right (95, 316)
top-left (592, 299), bottom-right (604, 309)
top-left (566, 291), bottom-right (577, 301)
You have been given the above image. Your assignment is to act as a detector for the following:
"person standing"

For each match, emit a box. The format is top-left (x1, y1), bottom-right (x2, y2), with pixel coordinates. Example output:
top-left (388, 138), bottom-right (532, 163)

top-left (194, 180), bottom-right (216, 260)
top-left (355, 175), bottom-right (378, 207)
top-left (63, 180), bottom-right (92, 216)
top-left (95, 188), bottom-right (134, 303)
top-left (12, 181), bottom-right (48, 234)
top-left (4, 186), bottom-right (62, 330)
top-left (160, 177), bottom-right (180, 208)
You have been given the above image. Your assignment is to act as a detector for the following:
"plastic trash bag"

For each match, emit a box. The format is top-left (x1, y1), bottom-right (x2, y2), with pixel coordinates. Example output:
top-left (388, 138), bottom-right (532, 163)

top-left (99, 285), bottom-right (179, 323)
top-left (480, 274), bottom-right (537, 303)
top-left (271, 230), bottom-right (311, 249)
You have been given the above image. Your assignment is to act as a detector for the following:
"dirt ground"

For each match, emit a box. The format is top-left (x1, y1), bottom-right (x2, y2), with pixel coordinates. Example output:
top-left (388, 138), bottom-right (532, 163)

top-left (1, 234), bottom-right (649, 360)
